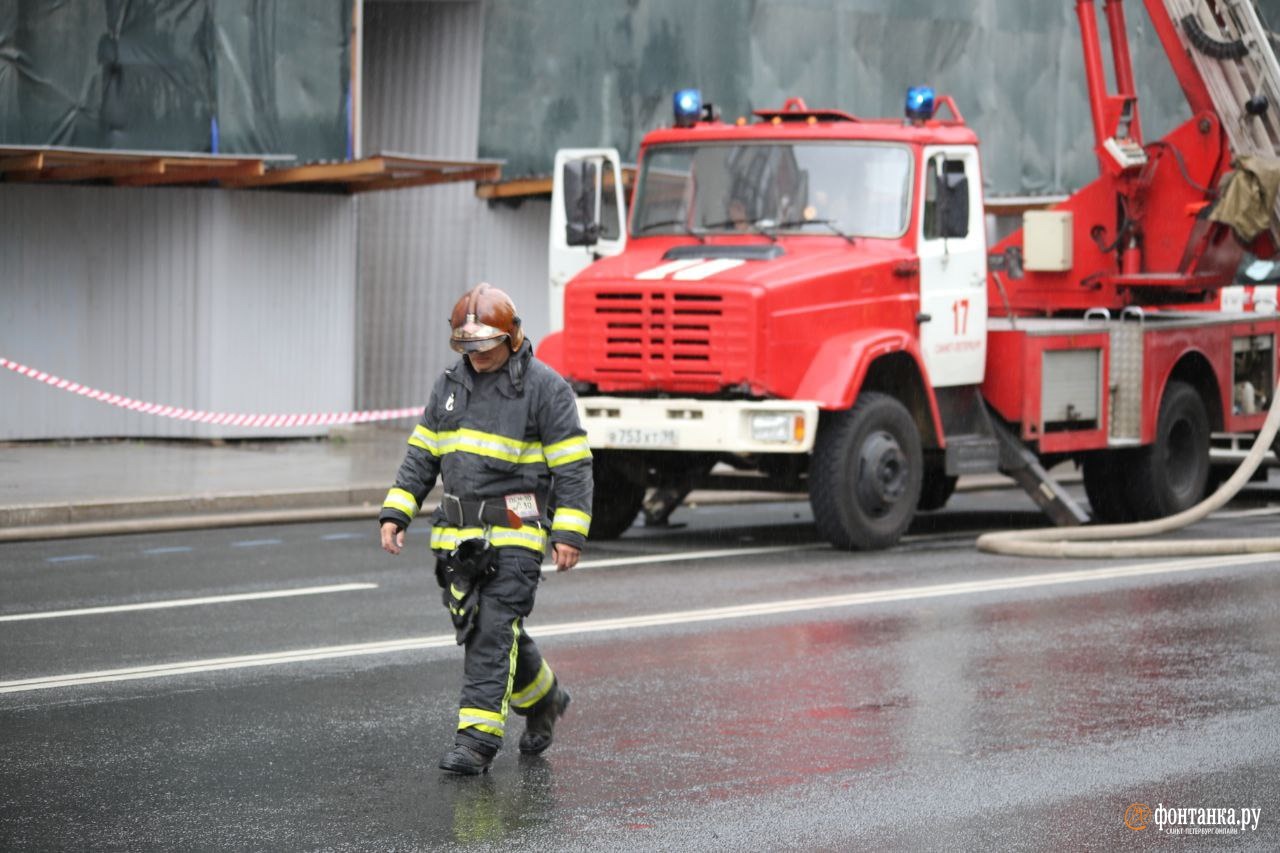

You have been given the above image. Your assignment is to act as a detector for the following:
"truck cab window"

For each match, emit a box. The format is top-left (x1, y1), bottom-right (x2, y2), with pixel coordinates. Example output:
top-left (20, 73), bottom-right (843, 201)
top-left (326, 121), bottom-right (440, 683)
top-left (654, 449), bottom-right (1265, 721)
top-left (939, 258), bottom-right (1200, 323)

top-left (923, 156), bottom-right (970, 240)
top-left (632, 142), bottom-right (912, 239)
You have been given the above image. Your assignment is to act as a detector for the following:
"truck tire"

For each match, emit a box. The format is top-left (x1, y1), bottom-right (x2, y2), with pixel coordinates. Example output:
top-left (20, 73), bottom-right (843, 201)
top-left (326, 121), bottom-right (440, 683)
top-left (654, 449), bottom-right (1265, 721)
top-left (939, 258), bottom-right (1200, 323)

top-left (1122, 380), bottom-right (1210, 520)
top-left (588, 451), bottom-right (646, 540)
top-left (809, 393), bottom-right (923, 550)
top-left (917, 466), bottom-right (957, 512)
top-left (1081, 451), bottom-right (1134, 523)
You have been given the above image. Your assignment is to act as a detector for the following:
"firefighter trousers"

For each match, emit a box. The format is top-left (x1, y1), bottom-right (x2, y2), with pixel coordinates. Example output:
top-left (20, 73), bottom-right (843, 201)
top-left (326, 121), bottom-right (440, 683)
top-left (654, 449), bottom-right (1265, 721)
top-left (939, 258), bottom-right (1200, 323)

top-left (448, 546), bottom-right (559, 755)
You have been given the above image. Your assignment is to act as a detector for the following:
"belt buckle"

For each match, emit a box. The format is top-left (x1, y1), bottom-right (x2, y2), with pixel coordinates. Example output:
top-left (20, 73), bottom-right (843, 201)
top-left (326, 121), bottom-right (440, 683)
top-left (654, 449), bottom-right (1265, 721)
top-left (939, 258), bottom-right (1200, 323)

top-left (441, 493), bottom-right (465, 527)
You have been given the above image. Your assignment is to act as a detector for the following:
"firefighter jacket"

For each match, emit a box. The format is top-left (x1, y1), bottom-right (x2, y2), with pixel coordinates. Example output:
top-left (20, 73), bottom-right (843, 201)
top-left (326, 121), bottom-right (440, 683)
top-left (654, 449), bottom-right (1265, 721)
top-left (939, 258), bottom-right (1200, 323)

top-left (379, 343), bottom-right (593, 555)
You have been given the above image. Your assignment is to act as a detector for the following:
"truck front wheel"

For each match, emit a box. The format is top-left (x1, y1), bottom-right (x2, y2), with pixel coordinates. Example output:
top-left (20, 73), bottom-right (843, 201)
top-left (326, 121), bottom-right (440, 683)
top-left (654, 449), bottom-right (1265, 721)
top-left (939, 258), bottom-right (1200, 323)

top-left (1123, 380), bottom-right (1210, 520)
top-left (809, 393), bottom-right (923, 550)
top-left (588, 450), bottom-right (646, 540)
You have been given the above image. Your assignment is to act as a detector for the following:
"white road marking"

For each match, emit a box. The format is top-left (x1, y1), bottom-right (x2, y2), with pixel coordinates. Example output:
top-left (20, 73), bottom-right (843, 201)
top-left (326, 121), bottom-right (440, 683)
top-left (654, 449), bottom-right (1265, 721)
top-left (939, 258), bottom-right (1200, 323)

top-left (1209, 506), bottom-right (1280, 519)
top-left (566, 530), bottom-right (977, 572)
top-left (321, 533), bottom-right (365, 541)
top-left (143, 546), bottom-right (194, 556)
top-left (231, 539), bottom-right (282, 548)
top-left (0, 583), bottom-right (378, 623)
top-left (4, 551), bottom-right (1275, 695)
top-left (45, 554), bottom-right (97, 564)
top-left (565, 543), bottom-right (825, 572)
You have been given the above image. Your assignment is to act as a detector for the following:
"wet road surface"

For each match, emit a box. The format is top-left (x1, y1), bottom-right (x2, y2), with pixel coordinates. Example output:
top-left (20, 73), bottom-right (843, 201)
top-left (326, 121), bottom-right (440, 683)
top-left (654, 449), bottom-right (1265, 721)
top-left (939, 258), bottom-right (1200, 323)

top-left (2, 488), bottom-right (1279, 850)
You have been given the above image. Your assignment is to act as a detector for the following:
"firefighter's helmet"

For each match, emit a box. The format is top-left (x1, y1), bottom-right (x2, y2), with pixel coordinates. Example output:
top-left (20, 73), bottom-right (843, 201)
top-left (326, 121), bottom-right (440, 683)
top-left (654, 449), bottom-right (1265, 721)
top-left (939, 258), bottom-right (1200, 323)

top-left (448, 283), bottom-right (524, 354)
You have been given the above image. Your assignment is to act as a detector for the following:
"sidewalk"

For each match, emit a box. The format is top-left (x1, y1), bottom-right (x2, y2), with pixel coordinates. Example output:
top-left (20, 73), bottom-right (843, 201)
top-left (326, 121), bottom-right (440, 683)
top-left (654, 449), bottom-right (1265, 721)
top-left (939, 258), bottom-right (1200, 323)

top-left (0, 425), bottom-right (1026, 542)
top-left (0, 426), bottom-right (409, 540)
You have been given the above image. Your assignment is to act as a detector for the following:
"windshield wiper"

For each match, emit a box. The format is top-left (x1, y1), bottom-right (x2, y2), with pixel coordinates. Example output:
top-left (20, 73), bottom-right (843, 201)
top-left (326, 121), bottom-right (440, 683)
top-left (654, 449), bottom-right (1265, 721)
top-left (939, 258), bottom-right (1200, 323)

top-left (700, 218), bottom-right (779, 243)
top-left (636, 219), bottom-right (706, 243)
top-left (772, 218), bottom-right (856, 245)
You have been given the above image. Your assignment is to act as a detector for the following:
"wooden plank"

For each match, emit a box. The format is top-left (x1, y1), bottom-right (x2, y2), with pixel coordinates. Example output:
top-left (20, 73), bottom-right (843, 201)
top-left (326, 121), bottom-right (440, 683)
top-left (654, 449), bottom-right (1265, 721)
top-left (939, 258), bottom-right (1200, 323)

top-left (37, 158), bottom-right (165, 183)
top-left (475, 176), bottom-right (552, 199)
top-left (379, 155), bottom-right (500, 171)
top-left (115, 160), bottom-right (267, 187)
top-left (474, 166), bottom-right (636, 201)
top-left (0, 153), bottom-right (44, 173)
top-left (224, 157), bottom-right (387, 188)
top-left (350, 164), bottom-right (502, 194)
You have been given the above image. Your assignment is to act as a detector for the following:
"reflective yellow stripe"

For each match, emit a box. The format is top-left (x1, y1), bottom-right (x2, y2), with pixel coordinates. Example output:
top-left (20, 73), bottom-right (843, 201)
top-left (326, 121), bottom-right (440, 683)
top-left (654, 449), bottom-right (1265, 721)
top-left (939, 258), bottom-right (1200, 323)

top-left (407, 424), bottom-right (439, 454)
top-left (430, 527), bottom-right (486, 550)
top-left (381, 488), bottom-right (419, 520)
top-left (433, 428), bottom-right (545, 465)
top-left (449, 583), bottom-right (466, 600)
top-left (500, 618), bottom-right (521, 720)
top-left (431, 525), bottom-right (547, 554)
top-left (551, 507), bottom-right (591, 536)
top-left (511, 660), bottom-right (555, 709)
top-left (458, 707), bottom-right (505, 737)
top-left (544, 435), bottom-right (592, 468)
top-left (489, 526), bottom-right (548, 551)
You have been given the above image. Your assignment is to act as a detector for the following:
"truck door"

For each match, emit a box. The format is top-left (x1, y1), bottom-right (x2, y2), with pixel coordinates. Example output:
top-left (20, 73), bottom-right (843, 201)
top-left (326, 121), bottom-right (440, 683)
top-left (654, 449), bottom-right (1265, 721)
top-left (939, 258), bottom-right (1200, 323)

top-left (549, 148), bottom-right (627, 332)
top-left (917, 146), bottom-right (987, 387)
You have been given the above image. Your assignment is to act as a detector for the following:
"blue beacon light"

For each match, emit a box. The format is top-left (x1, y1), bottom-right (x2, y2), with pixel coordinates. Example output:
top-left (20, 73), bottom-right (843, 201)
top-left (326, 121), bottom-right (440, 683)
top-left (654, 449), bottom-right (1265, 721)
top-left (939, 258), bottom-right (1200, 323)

top-left (905, 86), bottom-right (935, 121)
top-left (673, 88), bottom-right (702, 127)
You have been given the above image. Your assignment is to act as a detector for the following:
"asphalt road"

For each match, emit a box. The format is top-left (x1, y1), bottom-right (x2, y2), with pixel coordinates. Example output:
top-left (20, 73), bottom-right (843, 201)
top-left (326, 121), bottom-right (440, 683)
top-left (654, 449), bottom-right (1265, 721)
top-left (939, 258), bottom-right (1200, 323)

top-left (2, 488), bottom-right (1279, 851)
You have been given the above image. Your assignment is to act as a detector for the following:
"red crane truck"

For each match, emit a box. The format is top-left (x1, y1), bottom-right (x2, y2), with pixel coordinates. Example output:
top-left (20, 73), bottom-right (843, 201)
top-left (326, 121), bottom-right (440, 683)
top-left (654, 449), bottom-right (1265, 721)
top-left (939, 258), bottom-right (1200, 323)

top-left (538, 0), bottom-right (1280, 549)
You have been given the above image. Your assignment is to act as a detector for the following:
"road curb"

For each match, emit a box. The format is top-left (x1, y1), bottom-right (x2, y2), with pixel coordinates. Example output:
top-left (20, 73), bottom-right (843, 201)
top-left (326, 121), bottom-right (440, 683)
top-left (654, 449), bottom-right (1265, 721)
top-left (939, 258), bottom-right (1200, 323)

top-left (0, 486), bottom-right (391, 529)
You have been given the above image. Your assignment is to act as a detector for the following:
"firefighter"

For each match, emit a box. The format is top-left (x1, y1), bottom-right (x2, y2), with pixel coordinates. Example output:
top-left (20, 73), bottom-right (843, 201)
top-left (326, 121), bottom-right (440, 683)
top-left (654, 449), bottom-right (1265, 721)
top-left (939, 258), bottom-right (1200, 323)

top-left (378, 282), bottom-right (592, 775)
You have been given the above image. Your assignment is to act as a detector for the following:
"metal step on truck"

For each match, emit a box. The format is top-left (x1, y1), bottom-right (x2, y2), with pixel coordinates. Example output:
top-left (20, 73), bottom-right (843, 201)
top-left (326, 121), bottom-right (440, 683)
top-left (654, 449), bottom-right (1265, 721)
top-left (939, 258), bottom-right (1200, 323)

top-left (538, 0), bottom-right (1280, 550)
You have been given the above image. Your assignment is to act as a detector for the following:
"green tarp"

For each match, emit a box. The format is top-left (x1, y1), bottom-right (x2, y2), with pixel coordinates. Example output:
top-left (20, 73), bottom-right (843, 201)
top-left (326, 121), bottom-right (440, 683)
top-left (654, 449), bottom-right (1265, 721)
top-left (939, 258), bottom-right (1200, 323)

top-left (0, 0), bottom-right (353, 161)
top-left (480, 0), bottom-right (1280, 195)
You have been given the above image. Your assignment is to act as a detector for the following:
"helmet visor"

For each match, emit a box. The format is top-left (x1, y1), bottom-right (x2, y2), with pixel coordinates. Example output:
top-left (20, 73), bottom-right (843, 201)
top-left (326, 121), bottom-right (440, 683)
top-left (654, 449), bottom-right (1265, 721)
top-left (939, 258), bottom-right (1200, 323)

top-left (450, 334), bottom-right (509, 354)
top-left (451, 317), bottom-right (509, 354)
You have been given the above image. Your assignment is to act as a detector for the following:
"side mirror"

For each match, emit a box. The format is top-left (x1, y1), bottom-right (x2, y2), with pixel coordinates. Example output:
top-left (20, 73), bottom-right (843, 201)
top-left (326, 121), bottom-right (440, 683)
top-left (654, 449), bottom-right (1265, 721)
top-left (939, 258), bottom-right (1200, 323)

top-left (935, 167), bottom-right (969, 239)
top-left (563, 159), bottom-right (600, 247)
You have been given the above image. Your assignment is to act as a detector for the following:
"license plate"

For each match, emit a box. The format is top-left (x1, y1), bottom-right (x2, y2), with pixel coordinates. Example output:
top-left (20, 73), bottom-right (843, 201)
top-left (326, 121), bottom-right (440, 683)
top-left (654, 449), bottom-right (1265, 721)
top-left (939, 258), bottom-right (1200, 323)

top-left (605, 428), bottom-right (679, 448)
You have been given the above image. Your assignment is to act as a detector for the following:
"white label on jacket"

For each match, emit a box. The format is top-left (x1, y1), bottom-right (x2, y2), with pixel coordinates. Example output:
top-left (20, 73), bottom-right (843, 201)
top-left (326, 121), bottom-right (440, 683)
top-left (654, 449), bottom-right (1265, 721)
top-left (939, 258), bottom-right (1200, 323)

top-left (505, 493), bottom-right (540, 520)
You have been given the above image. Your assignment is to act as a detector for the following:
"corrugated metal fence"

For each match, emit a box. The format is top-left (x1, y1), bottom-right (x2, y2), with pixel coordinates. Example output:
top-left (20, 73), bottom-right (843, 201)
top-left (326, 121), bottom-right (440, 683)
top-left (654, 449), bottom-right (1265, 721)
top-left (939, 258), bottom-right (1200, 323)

top-left (0, 184), bottom-right (356, 440)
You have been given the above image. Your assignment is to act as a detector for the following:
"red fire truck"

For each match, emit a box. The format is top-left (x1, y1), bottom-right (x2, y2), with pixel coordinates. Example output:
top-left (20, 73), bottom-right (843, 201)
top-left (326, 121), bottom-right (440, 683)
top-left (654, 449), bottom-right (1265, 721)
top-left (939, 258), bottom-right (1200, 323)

top-left (538, 0), bottom-right (1280, 550)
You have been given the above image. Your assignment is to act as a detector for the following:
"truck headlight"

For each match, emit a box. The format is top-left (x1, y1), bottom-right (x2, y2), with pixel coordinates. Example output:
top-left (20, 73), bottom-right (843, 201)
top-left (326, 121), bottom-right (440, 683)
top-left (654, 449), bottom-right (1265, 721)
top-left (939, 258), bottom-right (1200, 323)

top-left (750, 412), bottom-right (799, 443)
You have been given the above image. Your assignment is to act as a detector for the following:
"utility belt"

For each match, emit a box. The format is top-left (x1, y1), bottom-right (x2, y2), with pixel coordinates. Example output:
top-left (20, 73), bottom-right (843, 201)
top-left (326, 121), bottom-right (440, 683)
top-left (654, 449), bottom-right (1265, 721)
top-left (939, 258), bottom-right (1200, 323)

top-left (440, 492), bottom-right (544, 529)
top-left (434, 492), bottom-right (549, 564)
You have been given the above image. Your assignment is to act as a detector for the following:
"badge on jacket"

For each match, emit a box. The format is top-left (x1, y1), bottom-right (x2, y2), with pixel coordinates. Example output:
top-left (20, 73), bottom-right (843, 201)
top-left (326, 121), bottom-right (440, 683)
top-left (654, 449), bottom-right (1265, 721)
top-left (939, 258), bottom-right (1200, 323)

top-left (445, 392), bottom-right (455, 411)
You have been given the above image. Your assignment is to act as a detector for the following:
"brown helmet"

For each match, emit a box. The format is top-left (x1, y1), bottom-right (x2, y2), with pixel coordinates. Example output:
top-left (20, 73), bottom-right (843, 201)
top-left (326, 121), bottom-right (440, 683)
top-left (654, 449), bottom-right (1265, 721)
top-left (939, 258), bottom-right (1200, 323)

top-left (448, 282), bottom-right (524, 353)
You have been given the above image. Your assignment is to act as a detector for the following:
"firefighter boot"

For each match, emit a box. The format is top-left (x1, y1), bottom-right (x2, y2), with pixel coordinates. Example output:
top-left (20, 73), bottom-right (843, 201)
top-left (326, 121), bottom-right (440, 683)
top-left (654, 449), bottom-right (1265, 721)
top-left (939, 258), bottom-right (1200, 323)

top-left (518, 685), bottom-right (571, 755)
top-left (439, 743), bottom-right (494, 775)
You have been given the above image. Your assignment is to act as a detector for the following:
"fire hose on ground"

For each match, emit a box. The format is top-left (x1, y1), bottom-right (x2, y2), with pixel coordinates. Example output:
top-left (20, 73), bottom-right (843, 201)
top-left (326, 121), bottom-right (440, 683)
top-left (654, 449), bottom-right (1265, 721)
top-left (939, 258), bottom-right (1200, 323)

top-left (976, 379), bottom-right (1280, 558)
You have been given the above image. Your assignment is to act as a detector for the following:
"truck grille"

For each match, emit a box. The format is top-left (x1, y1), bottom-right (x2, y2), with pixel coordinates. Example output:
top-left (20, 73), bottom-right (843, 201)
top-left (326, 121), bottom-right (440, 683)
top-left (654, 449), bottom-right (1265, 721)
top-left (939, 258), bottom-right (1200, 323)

top-left (565, 286), bottom-right (755, 392)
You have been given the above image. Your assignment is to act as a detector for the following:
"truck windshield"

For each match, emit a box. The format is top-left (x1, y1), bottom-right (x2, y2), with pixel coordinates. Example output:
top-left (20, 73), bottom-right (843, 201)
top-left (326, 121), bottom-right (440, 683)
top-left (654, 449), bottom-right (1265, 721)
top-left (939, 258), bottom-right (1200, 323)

top-left (631, 142), bottom-right (912, 239)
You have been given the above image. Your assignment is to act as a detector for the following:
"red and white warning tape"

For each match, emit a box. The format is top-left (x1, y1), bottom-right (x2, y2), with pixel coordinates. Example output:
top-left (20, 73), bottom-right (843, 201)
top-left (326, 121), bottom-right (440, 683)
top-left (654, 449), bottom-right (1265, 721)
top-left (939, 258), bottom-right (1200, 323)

top-left (1, 357), bottom-right (421, 427)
